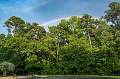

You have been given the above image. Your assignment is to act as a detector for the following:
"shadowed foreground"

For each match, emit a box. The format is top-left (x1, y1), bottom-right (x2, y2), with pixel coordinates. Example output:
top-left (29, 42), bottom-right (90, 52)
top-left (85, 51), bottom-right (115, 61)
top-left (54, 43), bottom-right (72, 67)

top-left (1, 75), bottom-right (119, 79)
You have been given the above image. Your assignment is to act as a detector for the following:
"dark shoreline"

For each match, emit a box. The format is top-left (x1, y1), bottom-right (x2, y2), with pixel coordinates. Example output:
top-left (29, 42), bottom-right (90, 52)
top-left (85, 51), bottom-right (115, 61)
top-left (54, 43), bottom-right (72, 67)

top-left (7, 75), bottom-right (120, 79)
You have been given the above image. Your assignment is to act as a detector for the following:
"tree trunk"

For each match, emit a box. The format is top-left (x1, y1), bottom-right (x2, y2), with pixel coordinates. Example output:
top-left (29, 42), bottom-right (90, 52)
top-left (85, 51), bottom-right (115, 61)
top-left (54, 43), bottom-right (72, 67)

top-left (3, 70), bottom-right (7, 77)
top-left (88, 32), bottom-right (92, 48)
top-left (56, 42), bottom-right (59, 63)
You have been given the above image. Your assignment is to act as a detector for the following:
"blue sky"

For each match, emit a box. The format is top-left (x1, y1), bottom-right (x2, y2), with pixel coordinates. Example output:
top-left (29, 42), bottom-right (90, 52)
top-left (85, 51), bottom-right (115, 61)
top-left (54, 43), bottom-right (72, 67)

top-left (0, 0), bottom-right (119, 34)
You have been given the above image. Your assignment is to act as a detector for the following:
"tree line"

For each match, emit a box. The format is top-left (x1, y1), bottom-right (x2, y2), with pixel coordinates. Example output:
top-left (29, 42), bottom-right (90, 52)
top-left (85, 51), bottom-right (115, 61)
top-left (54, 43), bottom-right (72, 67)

top-left (0, 2), bottom-right (120, 76)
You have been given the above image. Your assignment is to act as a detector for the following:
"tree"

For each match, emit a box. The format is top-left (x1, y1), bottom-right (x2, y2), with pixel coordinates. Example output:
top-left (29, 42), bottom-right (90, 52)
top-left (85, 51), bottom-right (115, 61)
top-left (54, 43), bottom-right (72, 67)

top-left (4, 16), bottom-right (25, 35)
top-left (25, 23), bottom-right (46, 39)
top-left (104, 2), bottom-right (120, 75)
top-left (104, 2), bottom-right (120, 29)
top-left (0, 61), bottom-right (15, 76)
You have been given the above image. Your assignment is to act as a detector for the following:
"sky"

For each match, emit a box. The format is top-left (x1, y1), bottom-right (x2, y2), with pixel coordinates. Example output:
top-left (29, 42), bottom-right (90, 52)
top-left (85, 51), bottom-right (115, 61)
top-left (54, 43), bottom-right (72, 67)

top-left (0, 0), bottom-right (120, 34)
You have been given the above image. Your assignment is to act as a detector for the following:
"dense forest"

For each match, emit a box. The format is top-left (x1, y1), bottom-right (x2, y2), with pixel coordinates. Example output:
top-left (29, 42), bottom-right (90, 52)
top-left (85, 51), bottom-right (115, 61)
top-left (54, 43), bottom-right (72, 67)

top-left (0, 2), bottom-right (120, 76)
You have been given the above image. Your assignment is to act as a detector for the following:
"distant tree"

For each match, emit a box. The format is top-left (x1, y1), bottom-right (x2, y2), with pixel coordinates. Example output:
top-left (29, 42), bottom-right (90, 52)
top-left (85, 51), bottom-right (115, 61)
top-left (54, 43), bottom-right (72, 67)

top-left (4, 16), bottom-right (25, 35)
top-left (104, 2), bottom-right (120, 29)
top-left (0, 61), bottom-right (15, 76)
